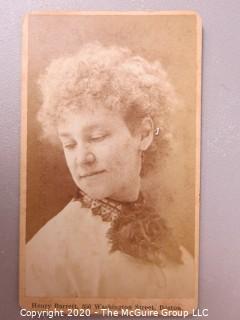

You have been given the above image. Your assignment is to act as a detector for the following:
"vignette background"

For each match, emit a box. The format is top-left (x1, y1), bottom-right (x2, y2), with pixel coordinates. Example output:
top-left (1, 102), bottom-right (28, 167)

top-left (26, 14), bottom-right (198, 257)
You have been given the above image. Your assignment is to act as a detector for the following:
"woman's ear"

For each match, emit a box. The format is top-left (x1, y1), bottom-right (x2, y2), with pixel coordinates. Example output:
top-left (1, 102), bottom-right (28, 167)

top-left (139, 117), bottom-right (154, 151)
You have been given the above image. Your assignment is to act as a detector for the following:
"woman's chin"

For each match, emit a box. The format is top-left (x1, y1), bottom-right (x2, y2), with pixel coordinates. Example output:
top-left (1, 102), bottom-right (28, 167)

top-left (80, 188), bottom-right (111, 201)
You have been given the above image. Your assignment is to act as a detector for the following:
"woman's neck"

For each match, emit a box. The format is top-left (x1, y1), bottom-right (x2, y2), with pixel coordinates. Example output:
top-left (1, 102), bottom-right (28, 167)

top-left (109, 176), bottom-right (141, 203)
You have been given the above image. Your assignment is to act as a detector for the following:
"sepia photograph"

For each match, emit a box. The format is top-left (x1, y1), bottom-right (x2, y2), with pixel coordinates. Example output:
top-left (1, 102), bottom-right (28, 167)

top-left (19, 11), bottom-right (201, 313)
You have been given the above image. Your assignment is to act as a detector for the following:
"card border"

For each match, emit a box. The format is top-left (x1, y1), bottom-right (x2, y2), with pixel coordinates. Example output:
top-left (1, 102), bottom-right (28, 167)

top-left (19, 10), bottom-right (202, 314)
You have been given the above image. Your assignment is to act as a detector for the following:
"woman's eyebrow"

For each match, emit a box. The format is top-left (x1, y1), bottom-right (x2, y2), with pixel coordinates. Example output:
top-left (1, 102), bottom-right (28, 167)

top-left (83, 123), bottom-right (108, 133)
top-left (58, 124), bottom-right (108, 138)
top-left (58, 132), bottom-right (72, 138)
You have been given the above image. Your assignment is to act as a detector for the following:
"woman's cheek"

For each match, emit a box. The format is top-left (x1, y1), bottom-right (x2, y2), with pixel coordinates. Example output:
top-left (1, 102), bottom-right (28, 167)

top-left (95, 140), bottom-right (117, 159)
top-left (64, 152), bottom-right (75, 172)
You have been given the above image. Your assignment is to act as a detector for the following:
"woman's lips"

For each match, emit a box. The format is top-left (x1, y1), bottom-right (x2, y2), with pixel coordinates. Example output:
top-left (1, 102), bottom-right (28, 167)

top-left (79, 170), bottom-right (105, 178)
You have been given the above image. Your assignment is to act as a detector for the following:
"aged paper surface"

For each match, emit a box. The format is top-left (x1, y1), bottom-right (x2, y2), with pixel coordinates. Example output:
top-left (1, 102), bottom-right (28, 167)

top-left (19, 11), bottom-right (201, 316)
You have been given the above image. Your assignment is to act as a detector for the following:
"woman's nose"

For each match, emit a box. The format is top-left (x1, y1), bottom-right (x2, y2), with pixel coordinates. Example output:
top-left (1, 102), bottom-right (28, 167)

top-left (84, 152), bottom-right (96, 164)
top-left (75, 147), bottom-right (96, 166)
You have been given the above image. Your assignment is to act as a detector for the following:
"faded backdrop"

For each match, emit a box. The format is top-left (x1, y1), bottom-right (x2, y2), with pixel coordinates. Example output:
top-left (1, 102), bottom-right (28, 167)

top-left (26, 14), bottom-right (198, 255)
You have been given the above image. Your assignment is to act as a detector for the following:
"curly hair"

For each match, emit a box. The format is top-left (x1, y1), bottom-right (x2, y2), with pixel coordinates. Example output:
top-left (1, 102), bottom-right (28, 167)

top-left (37, 42), bottom-right (178, 175)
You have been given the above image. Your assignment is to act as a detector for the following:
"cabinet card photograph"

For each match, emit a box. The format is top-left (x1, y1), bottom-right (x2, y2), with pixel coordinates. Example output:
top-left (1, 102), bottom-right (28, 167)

top-left (19, 11), bottom-right (201, 315)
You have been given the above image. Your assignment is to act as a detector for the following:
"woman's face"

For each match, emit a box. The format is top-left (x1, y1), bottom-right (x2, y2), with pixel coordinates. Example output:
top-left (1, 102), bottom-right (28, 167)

top-left (57, 107), bottom-right (143, 202)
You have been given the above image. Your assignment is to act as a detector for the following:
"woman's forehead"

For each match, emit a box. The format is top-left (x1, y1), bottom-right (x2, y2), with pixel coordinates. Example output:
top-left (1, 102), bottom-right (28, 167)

top-left (57, 107), bottom-right (127, 134)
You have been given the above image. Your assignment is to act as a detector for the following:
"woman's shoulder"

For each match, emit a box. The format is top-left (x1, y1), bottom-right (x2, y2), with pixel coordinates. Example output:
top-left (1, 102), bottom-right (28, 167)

top-left (26, 201), bottom-right (88, 249)
top-left (99, 246), bottom-right (195, 298)
top-left (26, 199), bottom-right (110, 254)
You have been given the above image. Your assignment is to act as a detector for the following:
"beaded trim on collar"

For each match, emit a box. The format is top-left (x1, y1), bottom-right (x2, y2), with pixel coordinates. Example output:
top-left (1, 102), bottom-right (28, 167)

top-left (73, 189), bottom-right (144, 222)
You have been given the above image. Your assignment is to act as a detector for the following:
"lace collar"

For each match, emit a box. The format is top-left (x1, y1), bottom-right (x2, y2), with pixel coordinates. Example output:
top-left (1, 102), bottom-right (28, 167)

top-left (73, 189), bottom-right (182, 265)
top-left (73, 189), bottom-right (144, 222)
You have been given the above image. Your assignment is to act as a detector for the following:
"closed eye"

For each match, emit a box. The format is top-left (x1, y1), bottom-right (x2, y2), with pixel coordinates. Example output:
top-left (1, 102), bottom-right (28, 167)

top-left (90, 134), bottom-right (108, 142)
top-left (63, 142), bottom-right (76, 150)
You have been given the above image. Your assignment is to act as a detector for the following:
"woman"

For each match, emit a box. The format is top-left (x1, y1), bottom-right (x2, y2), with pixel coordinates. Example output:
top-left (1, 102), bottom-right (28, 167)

top-left (26, 42), bottom-right (194, 298)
